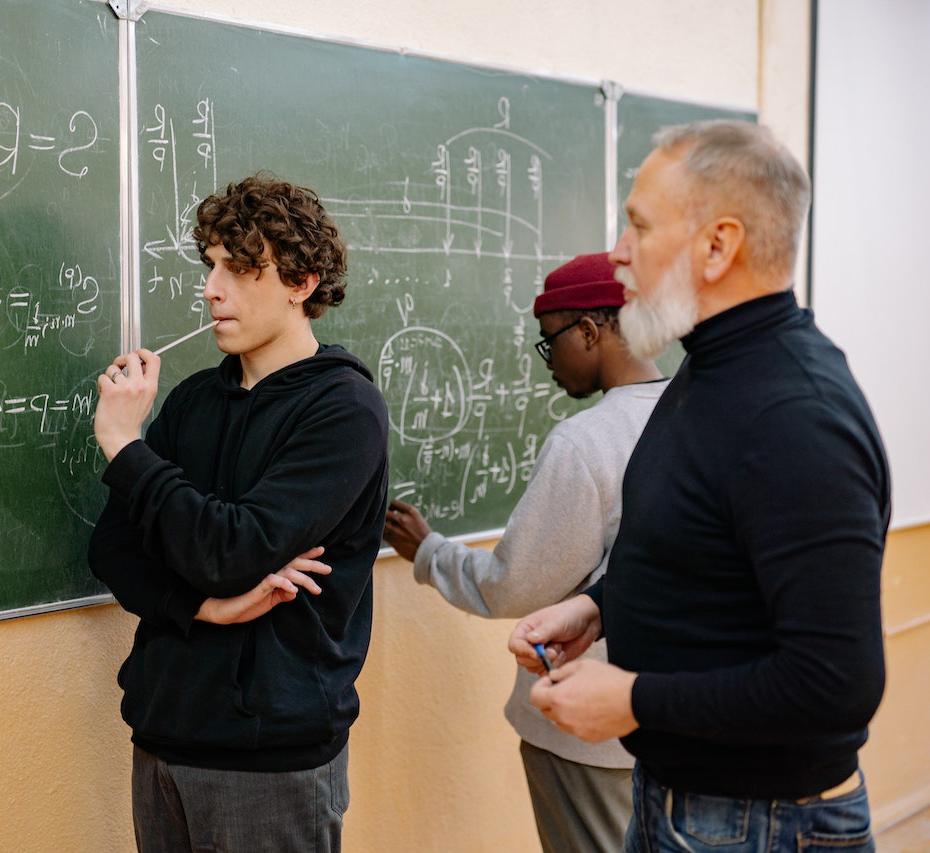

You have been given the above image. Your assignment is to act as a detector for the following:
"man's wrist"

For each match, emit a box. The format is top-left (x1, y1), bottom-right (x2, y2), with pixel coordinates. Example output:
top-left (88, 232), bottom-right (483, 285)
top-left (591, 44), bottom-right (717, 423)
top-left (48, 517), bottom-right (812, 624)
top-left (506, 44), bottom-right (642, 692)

top-left (97, 432), bottom-right (139, 463)
top-left (576, 593), bottom-right (602, 625)
top-left (194, 598), bottom-right (218, 623)
top-left (412, 531), bottom-right (447, 584)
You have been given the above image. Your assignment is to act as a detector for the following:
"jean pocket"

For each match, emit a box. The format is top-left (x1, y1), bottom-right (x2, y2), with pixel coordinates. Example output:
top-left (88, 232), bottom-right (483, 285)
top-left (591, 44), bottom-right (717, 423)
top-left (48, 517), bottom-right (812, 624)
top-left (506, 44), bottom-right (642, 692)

top-left (797, 829), bottom-right (874, 851)
top-left (797, 792), bottom-right (874, 851)
top-left (679, 791), bottom-right (752, 846)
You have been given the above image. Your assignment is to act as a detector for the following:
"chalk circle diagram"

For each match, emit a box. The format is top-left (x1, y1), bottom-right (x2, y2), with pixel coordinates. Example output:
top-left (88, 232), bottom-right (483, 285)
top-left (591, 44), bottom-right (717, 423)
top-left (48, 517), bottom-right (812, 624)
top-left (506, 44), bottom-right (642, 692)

top-left (378, 325), bottom-right (473, 445)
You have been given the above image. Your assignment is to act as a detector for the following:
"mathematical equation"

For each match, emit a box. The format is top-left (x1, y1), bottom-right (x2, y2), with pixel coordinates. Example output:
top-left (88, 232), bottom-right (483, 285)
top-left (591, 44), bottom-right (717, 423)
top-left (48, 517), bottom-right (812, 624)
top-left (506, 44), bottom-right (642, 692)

top-left (0, 103), bottom-right (102, 194)
top-left (376, 288), bottom-right (569, 522)
top-left (0, 371), bottom-right (107, 537)
top-left (141, 98), bottom-right (217, 324)
top-left (394, 431), bottom-right (541, 521)
top-left (0, 383), bottom-right (93, 437)
top-left (0, 261), bottom-right (102, 356)
top-left (321, 96), bottom-right (561, 269)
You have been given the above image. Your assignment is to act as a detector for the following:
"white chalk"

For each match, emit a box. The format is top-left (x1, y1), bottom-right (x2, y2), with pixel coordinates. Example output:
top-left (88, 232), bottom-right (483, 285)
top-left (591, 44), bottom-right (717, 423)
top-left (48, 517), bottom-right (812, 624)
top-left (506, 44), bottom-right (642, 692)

top-left (151, 320), bottom-right (220, 356)
top-left (112, 321), bottom-right (220, 381)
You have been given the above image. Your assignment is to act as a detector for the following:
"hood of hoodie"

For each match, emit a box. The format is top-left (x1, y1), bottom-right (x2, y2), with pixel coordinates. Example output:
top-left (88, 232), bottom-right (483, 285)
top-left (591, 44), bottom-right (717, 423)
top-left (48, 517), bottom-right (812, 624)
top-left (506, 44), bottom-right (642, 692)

top-left (203, 344), bottom-right (378, 497)
top-left (215, 343), bottom-right (375, 399)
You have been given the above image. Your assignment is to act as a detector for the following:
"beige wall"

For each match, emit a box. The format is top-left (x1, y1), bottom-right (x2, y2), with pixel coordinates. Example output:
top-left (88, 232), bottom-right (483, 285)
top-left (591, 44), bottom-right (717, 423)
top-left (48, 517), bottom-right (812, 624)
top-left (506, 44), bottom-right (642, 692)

top-left (861, 525), bottom-right (930, 831)
top-left (5, 526), bottom-right (928, 851)
top-left (8, 3), bottom-right (922, 852)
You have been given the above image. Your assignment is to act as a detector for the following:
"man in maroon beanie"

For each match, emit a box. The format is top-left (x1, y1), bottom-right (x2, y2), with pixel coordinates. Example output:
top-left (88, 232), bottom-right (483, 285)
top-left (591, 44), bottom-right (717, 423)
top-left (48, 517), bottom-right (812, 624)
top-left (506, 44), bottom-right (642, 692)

top-left (384, 253), bottom-right (666, 852)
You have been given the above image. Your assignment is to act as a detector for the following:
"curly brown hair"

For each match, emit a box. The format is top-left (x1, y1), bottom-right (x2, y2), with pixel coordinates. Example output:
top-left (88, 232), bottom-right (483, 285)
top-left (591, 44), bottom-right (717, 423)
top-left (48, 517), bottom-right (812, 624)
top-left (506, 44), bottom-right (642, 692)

top-left (193, 173), bottom-right (347, 319)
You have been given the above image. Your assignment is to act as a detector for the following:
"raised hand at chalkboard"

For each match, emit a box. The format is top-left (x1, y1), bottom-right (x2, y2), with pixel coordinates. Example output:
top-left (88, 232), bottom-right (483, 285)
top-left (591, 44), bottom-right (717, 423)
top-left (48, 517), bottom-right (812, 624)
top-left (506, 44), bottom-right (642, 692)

top-left (94, 349), bottom-right (161, 462)
top-left (384, 500), bottom-right (433, 562)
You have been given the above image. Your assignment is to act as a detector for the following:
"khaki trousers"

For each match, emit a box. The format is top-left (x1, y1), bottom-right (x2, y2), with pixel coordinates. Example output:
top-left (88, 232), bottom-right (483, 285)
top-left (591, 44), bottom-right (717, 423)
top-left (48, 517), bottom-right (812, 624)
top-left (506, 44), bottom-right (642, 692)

top-left (520, 739), bottom-right (634, 853)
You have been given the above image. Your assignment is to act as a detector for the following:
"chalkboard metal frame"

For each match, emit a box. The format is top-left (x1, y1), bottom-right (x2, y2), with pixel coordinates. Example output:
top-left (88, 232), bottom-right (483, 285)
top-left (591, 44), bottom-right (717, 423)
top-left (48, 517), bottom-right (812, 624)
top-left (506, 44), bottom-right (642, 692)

top-left (0, 593), bottom-right (114, 622)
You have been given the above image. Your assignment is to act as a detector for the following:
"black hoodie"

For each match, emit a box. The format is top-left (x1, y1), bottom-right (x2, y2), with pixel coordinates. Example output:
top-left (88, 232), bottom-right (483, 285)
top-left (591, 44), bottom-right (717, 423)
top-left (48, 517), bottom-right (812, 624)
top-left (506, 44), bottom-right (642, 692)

top-left (89, 345), bottom-right (389, 771)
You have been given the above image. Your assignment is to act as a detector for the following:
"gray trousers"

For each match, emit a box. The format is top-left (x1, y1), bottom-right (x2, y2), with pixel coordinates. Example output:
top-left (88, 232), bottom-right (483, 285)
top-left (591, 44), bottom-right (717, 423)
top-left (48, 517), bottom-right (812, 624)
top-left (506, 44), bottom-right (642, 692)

top-left (131, 744), bottom-right (349, 853)
top-left (520, 740), bottom-right (634, 853)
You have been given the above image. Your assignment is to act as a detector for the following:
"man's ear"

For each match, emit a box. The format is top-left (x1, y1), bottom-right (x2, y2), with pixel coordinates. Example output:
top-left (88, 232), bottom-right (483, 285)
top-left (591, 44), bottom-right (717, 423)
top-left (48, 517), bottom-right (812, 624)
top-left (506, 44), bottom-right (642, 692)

top-left (291, 272), bottom-right (321, 305)
top-left (700, 217), bottom-right (744, 284)
top-left (579, 316), bottom-right (602, 350)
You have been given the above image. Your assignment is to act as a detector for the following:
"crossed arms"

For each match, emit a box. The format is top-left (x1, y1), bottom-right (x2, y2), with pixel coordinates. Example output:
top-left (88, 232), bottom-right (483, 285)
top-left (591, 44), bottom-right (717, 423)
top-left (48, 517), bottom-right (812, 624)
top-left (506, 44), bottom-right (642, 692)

top-left (89, 349), bottom-right (385, 631)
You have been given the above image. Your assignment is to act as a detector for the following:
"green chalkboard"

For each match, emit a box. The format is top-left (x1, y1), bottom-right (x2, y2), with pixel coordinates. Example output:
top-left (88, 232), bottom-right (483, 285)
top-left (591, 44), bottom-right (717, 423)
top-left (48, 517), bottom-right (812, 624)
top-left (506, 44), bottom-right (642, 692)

top-left (0, 0), bottom-right (121, 615)
top-left (0, 6), bottom-right (764, 617)
top-left (135, 12), bottom-right (607, 538)
top-left (616, 92), bottom-right (756, 377)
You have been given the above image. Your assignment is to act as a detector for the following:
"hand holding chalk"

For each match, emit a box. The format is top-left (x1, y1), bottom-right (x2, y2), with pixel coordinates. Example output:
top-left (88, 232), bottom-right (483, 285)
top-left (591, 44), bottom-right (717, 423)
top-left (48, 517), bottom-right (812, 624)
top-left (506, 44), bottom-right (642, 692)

top-left (96, 322), bottom-right (220, 460)
top-left (95, 349), bottom-right (162, 461)
top-left (109, 320), bottom-right (219, 381)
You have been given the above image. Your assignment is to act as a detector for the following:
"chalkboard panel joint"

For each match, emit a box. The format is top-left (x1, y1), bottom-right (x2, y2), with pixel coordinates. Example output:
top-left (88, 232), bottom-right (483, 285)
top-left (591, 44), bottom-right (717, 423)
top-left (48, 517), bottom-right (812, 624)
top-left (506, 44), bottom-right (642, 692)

top-left (602, 80), bottom-right (621, 248)
top-left (599, 80), bottom-right (624, 103)
top-left (108, 0), bottom-right (148, 22)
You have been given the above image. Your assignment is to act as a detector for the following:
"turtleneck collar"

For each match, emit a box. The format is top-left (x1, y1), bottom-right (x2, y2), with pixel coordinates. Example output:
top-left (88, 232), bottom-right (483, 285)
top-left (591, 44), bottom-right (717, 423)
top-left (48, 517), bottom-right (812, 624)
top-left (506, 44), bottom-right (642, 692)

top-left (681, 290), bottom-right (802, 361)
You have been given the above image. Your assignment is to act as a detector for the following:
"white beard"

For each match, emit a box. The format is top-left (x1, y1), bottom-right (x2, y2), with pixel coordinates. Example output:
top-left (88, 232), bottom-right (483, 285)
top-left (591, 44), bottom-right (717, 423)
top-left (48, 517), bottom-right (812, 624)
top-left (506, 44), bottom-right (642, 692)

top-left (617, 249), bottom-right (699, 359)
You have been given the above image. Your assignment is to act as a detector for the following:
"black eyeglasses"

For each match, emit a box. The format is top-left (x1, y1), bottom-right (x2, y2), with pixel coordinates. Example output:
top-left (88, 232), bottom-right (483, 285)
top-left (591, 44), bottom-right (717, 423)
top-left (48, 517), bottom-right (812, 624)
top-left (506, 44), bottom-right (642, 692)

top-left (534, 319), bottom-right (582, 363)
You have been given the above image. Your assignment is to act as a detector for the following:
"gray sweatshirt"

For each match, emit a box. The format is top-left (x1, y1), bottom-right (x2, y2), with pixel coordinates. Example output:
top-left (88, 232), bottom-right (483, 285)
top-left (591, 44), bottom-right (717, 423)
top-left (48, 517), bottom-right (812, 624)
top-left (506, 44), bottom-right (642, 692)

top-left (414, 380), bottom-right (669, 768)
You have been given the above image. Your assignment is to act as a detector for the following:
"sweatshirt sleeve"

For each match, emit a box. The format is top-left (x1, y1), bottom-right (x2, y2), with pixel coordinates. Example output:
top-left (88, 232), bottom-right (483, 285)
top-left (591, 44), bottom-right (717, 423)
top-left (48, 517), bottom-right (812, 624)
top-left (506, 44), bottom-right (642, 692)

top-left (88, 492), bottom-right (206, 633)
top-left (102, 383), bottom-right (388, 598)
top-left (88, 391), bottom-right (206, 632)
top-left (411, 432), bottom-right (607, 618)
top-left (631, 398), bottom-right (888, 742)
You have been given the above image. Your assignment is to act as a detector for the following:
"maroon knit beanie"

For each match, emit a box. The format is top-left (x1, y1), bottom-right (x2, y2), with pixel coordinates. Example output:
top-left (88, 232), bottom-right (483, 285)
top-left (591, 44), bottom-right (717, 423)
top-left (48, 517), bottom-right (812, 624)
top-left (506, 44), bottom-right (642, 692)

top-left (533, 252), bottom-right (626, 317)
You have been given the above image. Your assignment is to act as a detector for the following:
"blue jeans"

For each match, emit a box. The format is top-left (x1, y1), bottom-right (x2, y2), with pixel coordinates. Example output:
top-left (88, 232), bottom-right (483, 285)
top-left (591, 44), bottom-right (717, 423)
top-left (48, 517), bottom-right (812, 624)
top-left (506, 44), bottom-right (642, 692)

top-left (625, 763), bottom-right (874, 853)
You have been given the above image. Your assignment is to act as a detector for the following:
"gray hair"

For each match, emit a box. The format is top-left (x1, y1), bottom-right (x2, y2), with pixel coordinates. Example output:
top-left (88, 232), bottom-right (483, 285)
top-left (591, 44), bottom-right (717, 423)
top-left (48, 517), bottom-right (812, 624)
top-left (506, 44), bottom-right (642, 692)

top-left (653, 120), bottom-right (811, 275)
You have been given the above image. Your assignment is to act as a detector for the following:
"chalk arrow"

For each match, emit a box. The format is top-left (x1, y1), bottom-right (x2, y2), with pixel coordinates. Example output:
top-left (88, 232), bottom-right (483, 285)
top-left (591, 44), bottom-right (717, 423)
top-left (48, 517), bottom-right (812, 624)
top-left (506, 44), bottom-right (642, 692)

top-left (143, 240), bottom-right (167, 259)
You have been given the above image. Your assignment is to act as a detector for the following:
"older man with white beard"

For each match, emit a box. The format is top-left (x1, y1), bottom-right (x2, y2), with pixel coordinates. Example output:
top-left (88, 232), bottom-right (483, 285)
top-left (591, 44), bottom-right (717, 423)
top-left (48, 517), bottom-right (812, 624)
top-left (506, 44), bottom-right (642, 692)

top-left (509, 121), bottom-right (889, 852)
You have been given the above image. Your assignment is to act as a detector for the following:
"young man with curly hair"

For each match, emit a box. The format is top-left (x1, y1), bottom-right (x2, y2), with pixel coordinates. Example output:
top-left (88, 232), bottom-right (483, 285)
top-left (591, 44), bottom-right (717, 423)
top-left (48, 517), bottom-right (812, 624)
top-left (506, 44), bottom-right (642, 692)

top-left (89, 175), bottom-right (389, 852)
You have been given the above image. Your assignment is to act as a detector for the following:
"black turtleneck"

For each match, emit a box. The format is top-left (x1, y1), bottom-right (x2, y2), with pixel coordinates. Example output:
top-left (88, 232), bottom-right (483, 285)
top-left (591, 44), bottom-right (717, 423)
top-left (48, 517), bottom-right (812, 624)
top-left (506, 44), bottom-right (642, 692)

top-left (587, 290), bottom-right (889, 799)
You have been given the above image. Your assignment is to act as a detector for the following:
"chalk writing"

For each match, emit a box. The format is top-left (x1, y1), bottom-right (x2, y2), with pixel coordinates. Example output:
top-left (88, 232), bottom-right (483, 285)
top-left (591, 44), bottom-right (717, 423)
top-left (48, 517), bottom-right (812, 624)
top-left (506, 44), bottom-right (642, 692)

top-left (0, 103), bottom-right (101, 194)
top-left (139, 91), bottom-right (584, 530)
